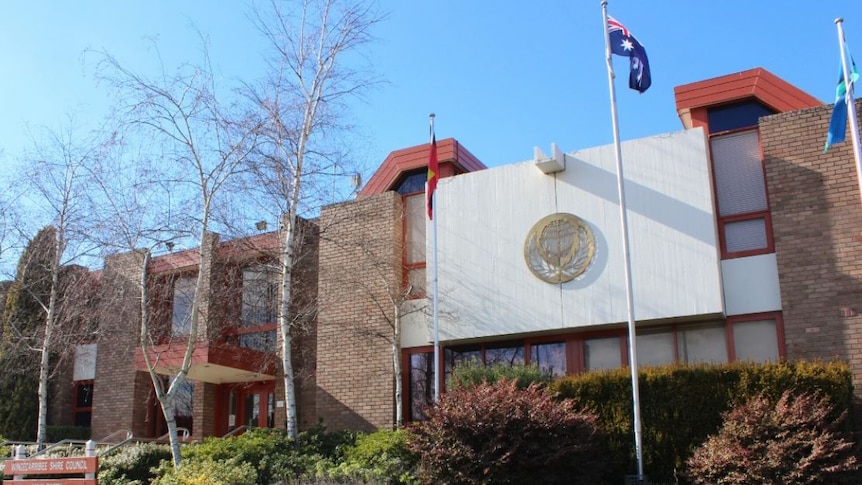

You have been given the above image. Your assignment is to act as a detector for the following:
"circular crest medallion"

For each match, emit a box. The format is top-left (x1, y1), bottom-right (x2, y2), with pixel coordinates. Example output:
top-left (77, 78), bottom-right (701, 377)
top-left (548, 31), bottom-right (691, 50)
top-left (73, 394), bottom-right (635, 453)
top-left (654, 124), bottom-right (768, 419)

top-left (524, 213), bottom-right (595, 284)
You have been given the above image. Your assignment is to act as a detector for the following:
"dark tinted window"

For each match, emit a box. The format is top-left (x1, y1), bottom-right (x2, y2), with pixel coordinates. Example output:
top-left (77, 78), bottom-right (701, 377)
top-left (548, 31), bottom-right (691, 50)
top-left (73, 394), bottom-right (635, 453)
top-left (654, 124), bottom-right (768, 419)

top-left (395, 171), bottom-right (427, 195)
top-left (707, 101), bottom-right (775, 133)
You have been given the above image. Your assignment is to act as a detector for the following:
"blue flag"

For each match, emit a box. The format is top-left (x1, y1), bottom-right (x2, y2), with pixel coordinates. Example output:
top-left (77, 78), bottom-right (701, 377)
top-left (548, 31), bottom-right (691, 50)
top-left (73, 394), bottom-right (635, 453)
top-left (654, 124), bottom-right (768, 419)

top-left (608, 16), bottom-right (651, 93)
top-left (825, 48), bottom-right (860, 152)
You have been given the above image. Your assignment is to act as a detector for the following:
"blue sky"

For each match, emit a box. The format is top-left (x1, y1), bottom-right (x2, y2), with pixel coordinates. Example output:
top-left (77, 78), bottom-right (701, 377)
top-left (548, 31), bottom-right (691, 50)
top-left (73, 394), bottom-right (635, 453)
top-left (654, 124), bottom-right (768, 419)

top-left (1, 1), bottom-right (861, 178)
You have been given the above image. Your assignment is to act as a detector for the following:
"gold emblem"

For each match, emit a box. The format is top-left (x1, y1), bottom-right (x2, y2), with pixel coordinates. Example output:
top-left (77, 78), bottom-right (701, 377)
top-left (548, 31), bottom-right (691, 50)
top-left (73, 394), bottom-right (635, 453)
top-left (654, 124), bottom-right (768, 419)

top-left (524, 213), bottom-right (595, 284)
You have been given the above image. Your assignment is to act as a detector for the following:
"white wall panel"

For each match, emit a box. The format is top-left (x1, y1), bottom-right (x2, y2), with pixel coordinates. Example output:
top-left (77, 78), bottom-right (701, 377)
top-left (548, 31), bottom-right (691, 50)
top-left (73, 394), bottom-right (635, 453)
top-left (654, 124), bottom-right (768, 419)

top-left (431, 128), bottom-right (724, 341)
top-left (721, 254), bottom-right (782, 315)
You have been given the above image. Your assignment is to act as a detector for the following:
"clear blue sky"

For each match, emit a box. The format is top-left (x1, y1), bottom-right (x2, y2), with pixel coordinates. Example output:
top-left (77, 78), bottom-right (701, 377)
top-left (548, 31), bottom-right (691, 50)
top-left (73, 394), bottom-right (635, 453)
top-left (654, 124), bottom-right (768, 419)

top-left (1, 1), bottom-right (861, 177)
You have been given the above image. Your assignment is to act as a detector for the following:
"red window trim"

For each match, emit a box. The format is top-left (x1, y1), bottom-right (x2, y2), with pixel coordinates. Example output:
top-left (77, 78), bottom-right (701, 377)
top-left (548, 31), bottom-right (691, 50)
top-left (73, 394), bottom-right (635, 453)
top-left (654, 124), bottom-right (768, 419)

top-left (73, 380), bottom-right (94, 426)
top-left (401, 192), bottom-right (427, 299)
top-left (708, 128), bottom-right (776, 260)
top-left (726, 311), bottom-right (785, 361)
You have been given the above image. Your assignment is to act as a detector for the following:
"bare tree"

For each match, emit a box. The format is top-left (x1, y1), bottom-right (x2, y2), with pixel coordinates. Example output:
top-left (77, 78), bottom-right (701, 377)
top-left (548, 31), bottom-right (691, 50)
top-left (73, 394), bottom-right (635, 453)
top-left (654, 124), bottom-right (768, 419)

top-left (245, 0), bottom-right (383, 440)
top-left (9, 121), bottom-right (110, 448)
top-left (96, 44), bottom-right (260, 466)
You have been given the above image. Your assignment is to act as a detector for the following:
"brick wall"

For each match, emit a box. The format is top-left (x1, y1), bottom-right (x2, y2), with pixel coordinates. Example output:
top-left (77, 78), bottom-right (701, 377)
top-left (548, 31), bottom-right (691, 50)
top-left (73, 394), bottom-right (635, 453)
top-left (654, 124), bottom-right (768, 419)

top-left (316, 191), bottom-right (402, 431)
top-left (91, 251), bottom-right (151, 439)
top-left (761, 99), bottom-right (862, 395)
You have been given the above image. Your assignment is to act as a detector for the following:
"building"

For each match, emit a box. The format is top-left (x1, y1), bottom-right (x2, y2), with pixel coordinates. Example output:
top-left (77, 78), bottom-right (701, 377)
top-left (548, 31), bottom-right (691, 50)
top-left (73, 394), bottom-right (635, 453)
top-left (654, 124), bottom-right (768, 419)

top-left (50, 66), bottom-right (862, 439)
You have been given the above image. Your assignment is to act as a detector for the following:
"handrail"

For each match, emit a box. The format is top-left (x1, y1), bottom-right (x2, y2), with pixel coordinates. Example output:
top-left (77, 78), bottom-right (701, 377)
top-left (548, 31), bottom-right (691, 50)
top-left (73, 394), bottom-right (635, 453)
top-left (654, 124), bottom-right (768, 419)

top-left (97, 429), bottom-right (133, 443)
top-left (30, 439), bottom-right (90, 457)
top-left (221, 425), bottom-right (247, 438)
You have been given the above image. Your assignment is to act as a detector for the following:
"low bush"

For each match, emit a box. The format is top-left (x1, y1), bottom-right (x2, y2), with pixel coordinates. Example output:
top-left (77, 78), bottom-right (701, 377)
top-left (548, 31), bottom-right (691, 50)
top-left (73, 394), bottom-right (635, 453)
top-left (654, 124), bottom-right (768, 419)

top-left (46, 425), bottom-right (91, 442)
top-left (449, 359), bottom-right (554, 390)
top-left (322, 429), bottom-right (418, 484)
top-left (155, 457), bottom-right (258, 485)
top-left (685, 390), bottom-right (859, 484)
top-left (99, 443), bottom-right (173, 485)
top-left (551, 360), bottom-right (854, 483)
top-left (409, 378), bottom-right (606, 484)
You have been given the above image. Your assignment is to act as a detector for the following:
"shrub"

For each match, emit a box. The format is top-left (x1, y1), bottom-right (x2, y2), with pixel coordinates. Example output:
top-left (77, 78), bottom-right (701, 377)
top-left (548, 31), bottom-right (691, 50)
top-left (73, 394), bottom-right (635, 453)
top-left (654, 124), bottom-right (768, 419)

top-left (46, 425), bottom-right (91, 442)
top-left (409, 378), bottom-right (606, 484)
top-left (449, 360), bottom-right (554, 390)
top-left (323, 429), bottom-right (418, 484)
top-left (173, 427), bottom-right (292, 484)
top-left (684, 390), bottom-right (859, 484)
top-left (98, 443), bottom-right (173, 485)
top-left (551, 360), bottom-right (854, 482)
top-left (155, 457), bottom-right (257, 485)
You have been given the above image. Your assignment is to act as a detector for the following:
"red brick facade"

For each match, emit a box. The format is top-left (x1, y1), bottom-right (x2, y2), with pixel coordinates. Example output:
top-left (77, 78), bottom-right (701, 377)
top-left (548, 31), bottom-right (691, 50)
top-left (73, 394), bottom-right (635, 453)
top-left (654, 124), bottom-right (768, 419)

top-left (316, 191), bottom-right (403, 431)
top-left (761, 99), bottom-right (862, 395)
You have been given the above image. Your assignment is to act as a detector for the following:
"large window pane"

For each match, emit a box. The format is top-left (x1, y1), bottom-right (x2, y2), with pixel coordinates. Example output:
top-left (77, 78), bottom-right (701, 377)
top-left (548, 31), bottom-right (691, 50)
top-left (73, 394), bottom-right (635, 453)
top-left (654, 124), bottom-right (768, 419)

top-left (484, 343), bottom-right (525, 367)
top-left (444, 347), bottom-right (481, 384)
top-left (172, 276), bottom-right (196, 336)
top-left (724, 218), bottom-right (768, 253)
top-left (678, 324), bottom-right (727, 364)
top-left (531, 342), bottom-right (567, 377)
top-left (584, 337), bottom-right (621, 371)
top-left (173, 379), bottom-right (194, 435)
top-left (711, 131), bottom-right (767, 217)
top-left (636, 331), bottom-right (675, 367)
top-left (409, 352), bottom-right (435, 421)
top-left (405, 195), bottom-right (426, 264)
top-left (242, 266), bottom-right (278, 326)
top-left (238, 330), bottom-right (277, 352)
top-left (733, 319), bottom-right (779, 363)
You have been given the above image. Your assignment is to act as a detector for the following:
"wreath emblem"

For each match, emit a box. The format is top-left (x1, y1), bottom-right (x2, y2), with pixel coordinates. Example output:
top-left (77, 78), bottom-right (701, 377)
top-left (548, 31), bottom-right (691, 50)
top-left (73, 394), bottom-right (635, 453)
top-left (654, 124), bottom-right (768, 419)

top-left (524, 213), bottom-right (595, 284)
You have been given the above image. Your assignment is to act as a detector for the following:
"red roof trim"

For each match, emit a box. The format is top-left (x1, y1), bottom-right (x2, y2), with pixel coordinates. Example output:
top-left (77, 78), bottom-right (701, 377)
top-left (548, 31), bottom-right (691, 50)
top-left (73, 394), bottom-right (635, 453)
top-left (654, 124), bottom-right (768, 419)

top-left (674, 68), bottom-right (821, 128)
top-left (359, 137), bottom-right (486, 197)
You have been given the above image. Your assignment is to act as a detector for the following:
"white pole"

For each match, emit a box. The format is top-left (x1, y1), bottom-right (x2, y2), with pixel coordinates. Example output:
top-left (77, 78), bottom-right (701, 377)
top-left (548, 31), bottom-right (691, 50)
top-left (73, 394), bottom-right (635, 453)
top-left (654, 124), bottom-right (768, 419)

top-left (836, 18), bottom-right (862, 200)
top-left (430, 113), bottom-right (441, 402)
top-left (601, 0), bottom-right (644, 478)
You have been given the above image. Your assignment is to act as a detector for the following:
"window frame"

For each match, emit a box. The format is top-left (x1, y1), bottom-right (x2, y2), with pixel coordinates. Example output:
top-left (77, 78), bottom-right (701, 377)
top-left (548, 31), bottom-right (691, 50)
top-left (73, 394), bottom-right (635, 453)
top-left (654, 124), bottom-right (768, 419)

top-left (708, 124), bottom-right (775, 260)
top-left (73, 380), bottom-right (94, 428)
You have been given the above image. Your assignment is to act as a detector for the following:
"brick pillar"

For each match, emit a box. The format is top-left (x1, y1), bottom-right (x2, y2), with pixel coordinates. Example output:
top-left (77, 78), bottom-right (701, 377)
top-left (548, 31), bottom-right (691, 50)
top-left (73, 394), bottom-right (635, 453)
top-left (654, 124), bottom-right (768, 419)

top-left (316, 192), bottom-right (402, 431)
top-left (91, 251), bottom-right (149, 439)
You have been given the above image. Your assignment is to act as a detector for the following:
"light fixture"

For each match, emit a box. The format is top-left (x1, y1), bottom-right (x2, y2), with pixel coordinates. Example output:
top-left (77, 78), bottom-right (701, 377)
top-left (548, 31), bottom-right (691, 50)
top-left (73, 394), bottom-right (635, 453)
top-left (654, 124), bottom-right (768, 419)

top-left (255, 221), bottom-right (268, 231)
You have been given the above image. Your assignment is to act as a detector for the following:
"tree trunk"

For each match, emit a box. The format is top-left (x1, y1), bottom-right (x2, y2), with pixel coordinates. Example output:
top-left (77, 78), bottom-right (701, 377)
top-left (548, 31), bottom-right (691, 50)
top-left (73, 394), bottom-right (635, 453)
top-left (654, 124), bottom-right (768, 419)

top-left (279, 212), bottom-right (298, 439)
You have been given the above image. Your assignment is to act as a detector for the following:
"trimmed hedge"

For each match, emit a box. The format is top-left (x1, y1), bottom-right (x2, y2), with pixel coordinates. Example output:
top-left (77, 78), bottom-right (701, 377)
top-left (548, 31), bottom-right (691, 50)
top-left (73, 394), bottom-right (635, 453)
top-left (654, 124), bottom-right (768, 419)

top-left (550, 360), bottom-right (854, 484)
top-left (449, 360), bottom-right (554, 390)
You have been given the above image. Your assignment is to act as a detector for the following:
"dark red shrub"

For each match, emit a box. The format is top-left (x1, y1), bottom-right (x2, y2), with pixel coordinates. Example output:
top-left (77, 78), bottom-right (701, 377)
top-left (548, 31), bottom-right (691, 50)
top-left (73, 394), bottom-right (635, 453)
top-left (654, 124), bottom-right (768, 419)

top-left (408, 378), bottom-right (607, 484)
top-left (685, 390), bottom-right (859, 485)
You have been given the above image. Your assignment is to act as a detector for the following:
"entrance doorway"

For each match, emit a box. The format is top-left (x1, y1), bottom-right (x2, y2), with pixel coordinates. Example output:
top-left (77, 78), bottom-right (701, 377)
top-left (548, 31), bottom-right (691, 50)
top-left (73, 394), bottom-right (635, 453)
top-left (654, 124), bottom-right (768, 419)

top-left (225, 382), bottom-right (276, 433)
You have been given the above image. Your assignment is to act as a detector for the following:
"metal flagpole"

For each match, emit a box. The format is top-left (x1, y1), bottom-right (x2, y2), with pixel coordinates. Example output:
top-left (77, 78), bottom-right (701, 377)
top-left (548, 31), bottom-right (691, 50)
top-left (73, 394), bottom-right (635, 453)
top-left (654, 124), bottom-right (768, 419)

top-left (601, 0), bottom-right (644, 478)
top-left (430, 113), bottom-right (441, 402)
top-left (836, 18), bottom-right (862, 199)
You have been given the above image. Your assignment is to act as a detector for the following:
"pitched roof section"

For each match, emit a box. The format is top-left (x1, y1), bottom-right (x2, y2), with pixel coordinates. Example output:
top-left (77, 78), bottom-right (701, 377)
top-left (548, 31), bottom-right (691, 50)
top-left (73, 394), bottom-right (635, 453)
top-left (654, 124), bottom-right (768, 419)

top-left (674, 67), bottom-right (822, 128)
top-left (359, 137), bottom-right (486, 197)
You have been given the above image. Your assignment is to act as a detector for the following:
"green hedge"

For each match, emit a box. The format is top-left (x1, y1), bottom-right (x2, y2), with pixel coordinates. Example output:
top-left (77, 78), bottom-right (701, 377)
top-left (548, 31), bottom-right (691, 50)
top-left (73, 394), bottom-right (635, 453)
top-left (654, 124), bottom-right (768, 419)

top-left (550, 360), bottom-right (854, 484)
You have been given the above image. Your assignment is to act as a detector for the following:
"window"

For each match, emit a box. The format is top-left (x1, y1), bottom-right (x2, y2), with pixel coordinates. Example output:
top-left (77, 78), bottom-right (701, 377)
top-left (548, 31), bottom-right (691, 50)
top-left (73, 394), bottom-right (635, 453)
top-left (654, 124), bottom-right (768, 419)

top-left (731, 315), bottom-right (781, 363)
top-left (530, 341), bottom-right (567, 377)
top-left (404, 194), bottom-right (427, 297)
top-left (242, 266), bottom-right (278, 326)
top-left (483, 342), bottom-right (524, 367)
top-left (172, 276), bottom-right (197, 336)
top-left (584, 336), bottom-right (622, 371)
top-left (74, 381), bottom-right (94, 428)
top-left (407, 350), bottom-right (435, 421)
top-left (707, 101), bottom-right (774, 134)
top-left (677, 323), bottom-right (728, 364)
top-left (710, 129), bottom-right (774, 258)
top-left (238, 329), bottom-right (277, 352)
top-left (636, 331), bottom-right (675, 367)
top-left (395, 171), bottom-right (428, 195)
top-left (173, 378), bottom-right (194, 435)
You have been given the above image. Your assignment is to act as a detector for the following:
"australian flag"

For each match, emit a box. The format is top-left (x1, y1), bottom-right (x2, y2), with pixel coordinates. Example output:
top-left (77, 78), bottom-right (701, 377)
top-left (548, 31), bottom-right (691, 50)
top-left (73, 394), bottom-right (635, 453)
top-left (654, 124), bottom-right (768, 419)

top-left (608, 16), bottom-right (651, 93)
